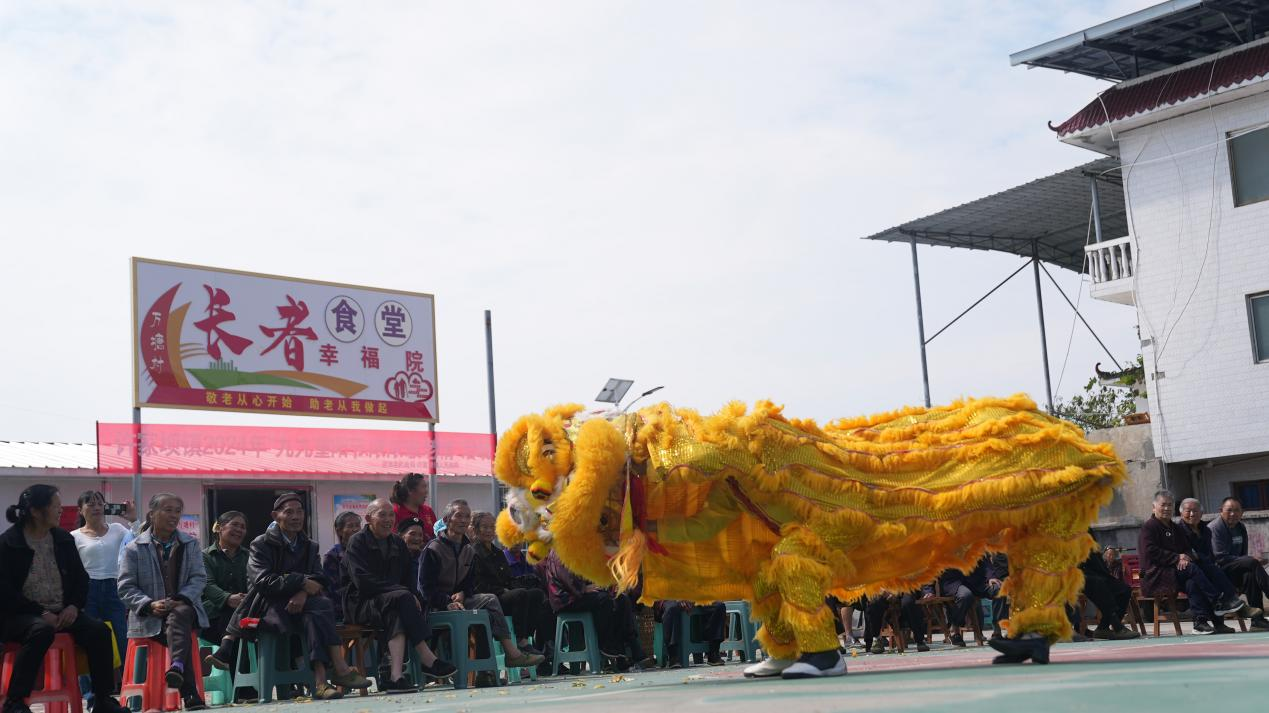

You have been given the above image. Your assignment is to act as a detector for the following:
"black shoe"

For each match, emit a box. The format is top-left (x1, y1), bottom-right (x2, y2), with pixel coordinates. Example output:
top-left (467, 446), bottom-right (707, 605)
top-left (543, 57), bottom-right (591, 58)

top-left (181, 693), bottom-right (208, 711)
top-left (949, 634), bottom-right (966, 648)
top-left (2, 701), bottom-right (33, 713)
top-left (1212, 621), bottom-right (1236, 634)
top-left (988, 636), bottom-right (1050, 664)
top-left (90, 700), bottom-right (129, 713)
top-left (1110, 626), bottom-right (1140, 640)
top-left (474, 671), bottom-right (498, 688)
top-left (421, 658), bottom-right (457, 680)
top-left (1251, 616), bottom-right (1269, 631)
top-left (1193, 620), bottom-right (1217, 635)
top-left (382, 677), bottom-right (417, 694)
top-left (706, 652), bottom-right (725, 666)
top-left (164, 666), bottom-right (186, 690)
top-left (915, 642), bottom-right (930, 652)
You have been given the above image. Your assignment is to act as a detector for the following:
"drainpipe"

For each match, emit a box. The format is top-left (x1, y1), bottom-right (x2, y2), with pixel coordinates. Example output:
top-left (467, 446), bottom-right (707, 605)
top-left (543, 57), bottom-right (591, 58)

top-left (1189, 461), bottom-right (1213, 507)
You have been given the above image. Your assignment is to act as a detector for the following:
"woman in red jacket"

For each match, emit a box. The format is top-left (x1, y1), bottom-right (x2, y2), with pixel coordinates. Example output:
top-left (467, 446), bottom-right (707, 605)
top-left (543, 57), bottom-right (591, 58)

top-left (390, 473), bottom-right (437, 541)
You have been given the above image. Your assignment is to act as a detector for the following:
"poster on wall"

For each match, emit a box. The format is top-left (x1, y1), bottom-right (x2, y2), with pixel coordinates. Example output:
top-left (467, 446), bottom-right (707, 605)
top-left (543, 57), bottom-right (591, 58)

top-left (132, 257), bottom-right (438, 422)
top-left (334, 494), bottom-right (375, 519)
top-left (179, 514), bottom-right (201, 540)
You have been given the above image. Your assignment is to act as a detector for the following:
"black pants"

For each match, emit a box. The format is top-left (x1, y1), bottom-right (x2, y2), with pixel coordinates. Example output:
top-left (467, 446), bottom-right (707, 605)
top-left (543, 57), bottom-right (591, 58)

top-left (949, 583), bottom-right (1007, 630)
top-left (498, 587), bottom-right (553, 644)
top-left (865, 594), bottom-right (928, 645)
top-left (1221, 557), bottom-right (1269, 610)
top-left (1084, 573), bottom-right (1130, 629)
top-left (559, 591), bottom-right (632, 659)
top-left (268, 595), bottom-right (339, 666)
top-left (660, 602), bottom-right (726, 655)
top-left (147, 603), bottom-right (198, 695)
top-left (2, 612), bottom-right (116, 702)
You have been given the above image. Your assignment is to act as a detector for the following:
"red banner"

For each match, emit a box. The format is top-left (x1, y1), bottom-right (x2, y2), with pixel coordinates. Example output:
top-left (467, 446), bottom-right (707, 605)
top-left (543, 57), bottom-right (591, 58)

top-left (97, 423), bottom-right (493, 479)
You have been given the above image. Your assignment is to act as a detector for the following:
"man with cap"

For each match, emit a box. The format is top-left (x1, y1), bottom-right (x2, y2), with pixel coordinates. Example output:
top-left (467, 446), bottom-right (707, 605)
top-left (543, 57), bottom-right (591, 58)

top-left (343, 499), bottom-right (455, 692)
top-left (227, 492), bottom-right (370, 699)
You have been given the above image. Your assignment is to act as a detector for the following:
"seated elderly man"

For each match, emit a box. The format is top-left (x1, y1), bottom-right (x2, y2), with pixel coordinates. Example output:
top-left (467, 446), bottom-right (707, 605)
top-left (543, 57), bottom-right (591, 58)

top-left (1140, 491), bottom-right (1249, 635)
top-left (343, 499), bottom-right (455, 691)
top-left (1067, 537), bottom-right (1138, 640)
top-left (418, 500), bottom-right (544, 669)
top-left (1210, 497), bottom-right (1269, 630)
top-left (541, 551), bottom-right (654, 671)
top-left (864, 587), bottom-right (932, 653)
top-left (938, 554), bottom-right (1008, 646)
top-left (655, 601), bottom-right (727, 667)
top-left (226, 493), bottom-right (370, 699)
top-left (1178, 498), bottom-right (1260, 618)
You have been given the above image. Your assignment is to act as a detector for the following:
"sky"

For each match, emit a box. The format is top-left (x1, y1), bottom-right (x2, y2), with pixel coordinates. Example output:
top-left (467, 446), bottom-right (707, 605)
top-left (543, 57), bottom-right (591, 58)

top-left (0, 0), bottom-right (1152, 444)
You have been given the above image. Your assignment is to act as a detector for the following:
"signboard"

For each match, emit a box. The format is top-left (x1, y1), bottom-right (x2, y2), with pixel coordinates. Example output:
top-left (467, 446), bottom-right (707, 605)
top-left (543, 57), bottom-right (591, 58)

top-left (179, 514), bottom-right (201, 540)
top-left (133, 258), bottom-right (437, 422)
top-left (334, 494), bottom-right (375, 520)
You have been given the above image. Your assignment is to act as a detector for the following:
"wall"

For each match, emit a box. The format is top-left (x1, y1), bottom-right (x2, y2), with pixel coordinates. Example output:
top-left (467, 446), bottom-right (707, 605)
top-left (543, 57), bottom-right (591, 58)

top-left (1117, 87), bottom-right (1269, 464)
top-left (1086, 423), bottom-right (1167, 551)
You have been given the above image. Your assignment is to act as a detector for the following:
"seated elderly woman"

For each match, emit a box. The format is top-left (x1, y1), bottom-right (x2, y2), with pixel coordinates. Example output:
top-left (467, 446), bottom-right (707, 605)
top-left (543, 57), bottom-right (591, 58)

top-left (470, 510), bottom-right (552, 654)
top-left (118, 493), bottom-right (210, 711)
top-left (541, 551), bottom-right (655, 672)
top-left (202, 511), bottom-right (250, 671)
top-left (321, 511), bottom-right (362, 624)
top-left (343, 500), bottom-right (455, 691)
top-left (1, 485), bottom-right (131, 713)
top-left (419, 500), bottom-right (545, 669)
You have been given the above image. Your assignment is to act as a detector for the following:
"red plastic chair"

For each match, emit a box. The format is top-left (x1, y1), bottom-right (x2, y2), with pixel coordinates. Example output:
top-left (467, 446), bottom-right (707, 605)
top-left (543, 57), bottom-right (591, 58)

top-left (119, 637), bottom-right (205, 712)
top-left (0, 633), bottom-right (84, 713)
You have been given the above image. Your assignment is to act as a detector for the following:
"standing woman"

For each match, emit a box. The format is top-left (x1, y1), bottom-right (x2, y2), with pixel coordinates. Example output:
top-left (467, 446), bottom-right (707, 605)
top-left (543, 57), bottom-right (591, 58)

top-left (118, 493), bottom-right (209, 711)
top-left (390, 473), bottom-right (437, 540)
top-left (202, 511), bottom-right (249, 670)
top-left (1, 485), bottom-right (131, 713)
top-left (71, 491), bottom-right (136, 670)
top-left (322, 511), bottom-right (361, 619)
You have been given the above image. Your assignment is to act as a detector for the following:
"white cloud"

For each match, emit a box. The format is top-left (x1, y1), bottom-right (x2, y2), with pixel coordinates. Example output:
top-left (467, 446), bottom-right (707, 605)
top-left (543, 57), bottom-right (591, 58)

top-left (0, 0), bottom-right (1150, 441)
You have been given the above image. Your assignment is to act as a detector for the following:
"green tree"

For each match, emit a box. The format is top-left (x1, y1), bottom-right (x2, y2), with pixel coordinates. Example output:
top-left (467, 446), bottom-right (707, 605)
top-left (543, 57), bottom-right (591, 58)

top-left (1051, 355), bottom-right (1143, 431)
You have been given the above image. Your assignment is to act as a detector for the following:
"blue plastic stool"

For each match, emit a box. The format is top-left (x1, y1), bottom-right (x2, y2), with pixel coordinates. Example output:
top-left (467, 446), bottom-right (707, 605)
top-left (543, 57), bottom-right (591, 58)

top-left (721, 601), bottom-right (759, 662)
top-left (495, 621), bottom-right (538, 684)
top-left (430, 609), bottom-right (501, 690)
top-left (653, 608), bottom-right (712, 668)
top-left (198, 638), bottom-right (232, 706)
top-left (551, 611), bottom-right (603, 675)
top-left (232, 631), bottom-right (315, 703)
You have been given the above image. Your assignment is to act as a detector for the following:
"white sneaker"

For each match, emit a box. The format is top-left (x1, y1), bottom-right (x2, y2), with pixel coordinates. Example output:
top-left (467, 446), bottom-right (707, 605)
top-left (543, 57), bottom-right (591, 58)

top-left (781, 652), bottom-right (847, 679)
top-left (743, 657), bottom-right (794, 678)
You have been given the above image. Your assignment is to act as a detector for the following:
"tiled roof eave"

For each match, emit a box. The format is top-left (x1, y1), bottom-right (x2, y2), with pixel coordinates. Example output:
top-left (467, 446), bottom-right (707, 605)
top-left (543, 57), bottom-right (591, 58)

top-left (1058, 73), bottom-right (1269, 141)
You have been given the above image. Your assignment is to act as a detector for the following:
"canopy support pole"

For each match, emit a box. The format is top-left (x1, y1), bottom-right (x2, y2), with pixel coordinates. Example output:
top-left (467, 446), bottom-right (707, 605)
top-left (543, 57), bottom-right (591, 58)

top-left (909, 236), bottom-right (931, 407)
top-left (1090, 176), bottom-right (1104, 243)
top-left (1031, 242), bottom-right (1055, 412)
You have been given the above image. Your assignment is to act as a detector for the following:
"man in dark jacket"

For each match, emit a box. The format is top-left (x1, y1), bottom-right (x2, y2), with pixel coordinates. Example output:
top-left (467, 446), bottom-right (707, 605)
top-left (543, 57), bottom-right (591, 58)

top-left (343, 499), bottom-right (454, 691)
top-left (1178, 499), bottom-right (1259, 617)
top-left (864, 585), bottom-right (933, 653)
top-left (418, 500), bottom-right (543, 668)
top-left (1068, 538), bottom-right (1138, 640)
top-left (228, 493), bottom-right (370, 699)
top-left (541, 551), bottom-right (653, 670)
top-left (0, 485), bottom-right (130, 713)
top-left (469, 510), bottom-right (553, 651)
top-left (938, 554), bottom-right (1008, 646)
top-left (1139, 491), bottom-right (1244, 634)
top-left (1210, 497), bottom-right (1269, 630)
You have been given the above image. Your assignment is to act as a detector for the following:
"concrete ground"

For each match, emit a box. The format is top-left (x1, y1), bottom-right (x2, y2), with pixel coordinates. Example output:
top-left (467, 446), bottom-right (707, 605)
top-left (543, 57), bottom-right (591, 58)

top-left (239, 630), bottom-right (1269, 713)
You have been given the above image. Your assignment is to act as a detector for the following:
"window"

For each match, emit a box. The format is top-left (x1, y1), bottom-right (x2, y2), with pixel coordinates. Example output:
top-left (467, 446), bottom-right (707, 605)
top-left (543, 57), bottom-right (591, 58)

top-left (1232, 480), bottom-right (1269, 510)
top-left (1249, 292), bottom-right (1269, 363)
top-left (1228, 124), bottom-right (1269, 206)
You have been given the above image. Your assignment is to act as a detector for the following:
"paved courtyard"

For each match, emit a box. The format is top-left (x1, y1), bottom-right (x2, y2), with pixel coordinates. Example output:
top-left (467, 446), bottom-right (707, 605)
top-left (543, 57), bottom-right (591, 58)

top-left (244, 631), bottom-right (1269, 713)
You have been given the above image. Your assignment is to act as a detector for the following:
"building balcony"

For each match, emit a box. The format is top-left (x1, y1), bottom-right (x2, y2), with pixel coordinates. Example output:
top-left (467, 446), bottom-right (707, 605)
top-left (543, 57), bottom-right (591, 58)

top-left (1085, 235), bottom-right (1135, 305)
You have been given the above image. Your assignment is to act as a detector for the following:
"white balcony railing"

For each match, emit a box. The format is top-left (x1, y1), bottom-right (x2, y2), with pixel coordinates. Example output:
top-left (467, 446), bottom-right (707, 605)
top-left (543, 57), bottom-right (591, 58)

top-left (1085, 235), bottom-right (1135, 305)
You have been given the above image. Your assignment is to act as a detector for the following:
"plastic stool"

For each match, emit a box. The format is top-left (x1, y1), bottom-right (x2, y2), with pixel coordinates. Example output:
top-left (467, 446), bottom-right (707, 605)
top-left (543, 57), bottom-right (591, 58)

top-left (197, 639), bottom-right (231, 706)
top-left (430, 610), bottom-right (500, 690)
top-left (653, 608), bottom-right (711, 668)
top-left (1, 634), bottom-right (83, 713)
top-left (232, 632), bottom-right (315, 703)
top-left (119, 637), bottom-right (205, 712)
top-left (721, 601), bottom-right (759, 662)
top-left (494, 621), bottom-right (538, 684)
top-left (551, 611), bottom-right (602, 675)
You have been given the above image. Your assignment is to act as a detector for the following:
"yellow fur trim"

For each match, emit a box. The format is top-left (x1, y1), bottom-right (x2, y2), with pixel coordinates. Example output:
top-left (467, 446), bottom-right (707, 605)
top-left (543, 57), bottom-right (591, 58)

top-left (547, 418), bottom-right (626, 586)
top-left (495, 509), bottom-right (526, 549)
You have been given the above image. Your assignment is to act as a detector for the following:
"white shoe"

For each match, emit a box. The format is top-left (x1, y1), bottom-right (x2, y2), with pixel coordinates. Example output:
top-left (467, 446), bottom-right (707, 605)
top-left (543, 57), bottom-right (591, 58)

top-left (781, 652), bottom-right (847, 679)
top-left (743, 657), bottom-right (794, 678)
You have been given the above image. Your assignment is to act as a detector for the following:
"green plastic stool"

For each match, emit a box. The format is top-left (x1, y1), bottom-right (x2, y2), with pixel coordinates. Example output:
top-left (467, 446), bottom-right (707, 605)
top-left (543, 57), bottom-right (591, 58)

top-left (232, 631), bottom-right (315, 703)
top-left (721, 601), bottom-right (759, 662)
top-left (495, 621), bottom-right (538, 684)
top-left (198, 638), bottom-right (232, 706)
top-left (551, 611), bottom-right (602, 675)
top-left (430, 609), bottom-right (501, 690)
top-left (653, 608), bottom-right (712, 668)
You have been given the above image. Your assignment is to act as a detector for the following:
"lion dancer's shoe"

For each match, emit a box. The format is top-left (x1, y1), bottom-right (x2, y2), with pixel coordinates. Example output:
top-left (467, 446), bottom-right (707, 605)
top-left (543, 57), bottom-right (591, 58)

top-left (742, 657), bottom-right (794, 678)
top-left (988, 633), bottom-right (1050, 664)
top-left (780, 650), bottom-right (847, 679)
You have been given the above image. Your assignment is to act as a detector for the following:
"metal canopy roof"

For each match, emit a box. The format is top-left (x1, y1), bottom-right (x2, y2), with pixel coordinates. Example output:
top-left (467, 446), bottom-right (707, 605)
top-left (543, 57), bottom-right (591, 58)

top-left (862, 157), bottom-right (1125, 273)
top-left (1011, 0), bottom-right (1269, 82)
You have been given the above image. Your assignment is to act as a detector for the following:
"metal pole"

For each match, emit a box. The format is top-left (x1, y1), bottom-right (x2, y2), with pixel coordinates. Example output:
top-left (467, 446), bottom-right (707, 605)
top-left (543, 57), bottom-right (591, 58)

top-left (909, 236), bottom-right (932, 407)
top-left (1031, 244), bottom-right (1055, 412)
top-left (484, 309), bottom-right (500, 509)
top-left (1090, 176), bottom-right (1104, 243)
top-left (131, 407), bottom-right (142, 529)
top-left (428, 421), bottom-right (437, 476)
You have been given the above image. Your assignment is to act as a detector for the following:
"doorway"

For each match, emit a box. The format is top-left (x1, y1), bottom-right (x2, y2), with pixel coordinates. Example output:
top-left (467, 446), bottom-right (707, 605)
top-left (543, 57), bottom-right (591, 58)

top-left (205, 485), bottom-right (313, 546)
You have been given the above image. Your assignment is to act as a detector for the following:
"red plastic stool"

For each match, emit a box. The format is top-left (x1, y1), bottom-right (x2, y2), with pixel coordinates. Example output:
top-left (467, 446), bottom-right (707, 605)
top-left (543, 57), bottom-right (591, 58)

top-left (0, 633), bottom-right (84, 713)
top-left (119, 638), bottom-right (205, 712)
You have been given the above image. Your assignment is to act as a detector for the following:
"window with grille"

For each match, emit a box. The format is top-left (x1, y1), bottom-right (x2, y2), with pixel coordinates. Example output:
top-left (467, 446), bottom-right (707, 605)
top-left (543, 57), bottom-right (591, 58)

top-left (1231, 480), bottom-right (1269, 510)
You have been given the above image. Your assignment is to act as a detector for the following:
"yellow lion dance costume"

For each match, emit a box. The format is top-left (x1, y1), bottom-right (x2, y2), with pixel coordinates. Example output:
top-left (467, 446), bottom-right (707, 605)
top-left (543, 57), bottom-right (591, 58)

top-left (494, 395), bottom-right (1124, 677)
